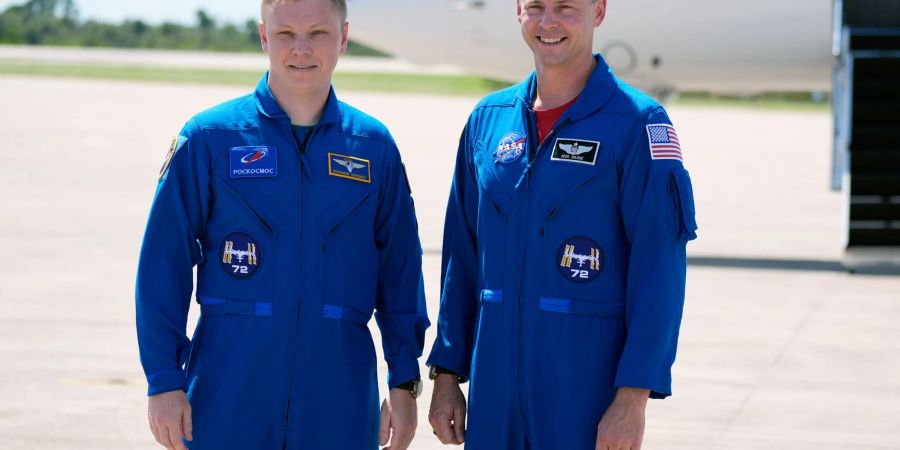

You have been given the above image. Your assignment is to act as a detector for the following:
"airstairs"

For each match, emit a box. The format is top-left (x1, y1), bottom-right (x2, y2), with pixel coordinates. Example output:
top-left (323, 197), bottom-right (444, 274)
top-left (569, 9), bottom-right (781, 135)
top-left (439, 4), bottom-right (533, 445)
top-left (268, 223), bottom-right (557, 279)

top-left (833, 0), bottom-right (900, 271)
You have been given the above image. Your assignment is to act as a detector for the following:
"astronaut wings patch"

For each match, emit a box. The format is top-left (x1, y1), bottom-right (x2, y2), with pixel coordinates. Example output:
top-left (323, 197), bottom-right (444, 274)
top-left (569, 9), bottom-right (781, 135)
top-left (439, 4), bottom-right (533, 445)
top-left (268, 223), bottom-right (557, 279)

top-left (646, 124), bottom-right (682, 161)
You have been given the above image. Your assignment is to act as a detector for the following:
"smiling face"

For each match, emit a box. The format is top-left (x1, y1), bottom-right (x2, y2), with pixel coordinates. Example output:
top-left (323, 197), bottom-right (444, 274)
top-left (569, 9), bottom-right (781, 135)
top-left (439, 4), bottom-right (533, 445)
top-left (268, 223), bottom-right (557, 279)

top-left (517, 0), bottom-right (605, 71)
top-left (260, 0), bottom-right (348, 98)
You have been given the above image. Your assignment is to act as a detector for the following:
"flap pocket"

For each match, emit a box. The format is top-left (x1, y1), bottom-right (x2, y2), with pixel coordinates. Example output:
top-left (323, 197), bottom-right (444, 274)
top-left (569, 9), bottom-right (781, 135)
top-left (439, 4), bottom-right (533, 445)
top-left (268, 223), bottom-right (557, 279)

top-left (317, 188), bottom-right (374, 235)
top-left (538, 297), bottom-right (624, 319)
top-left (218, 176), bottom-right (277, 234)
top-left (671, 168), bottom-right (698, 242)
top-left (199, 296), bottom-right (272, 317)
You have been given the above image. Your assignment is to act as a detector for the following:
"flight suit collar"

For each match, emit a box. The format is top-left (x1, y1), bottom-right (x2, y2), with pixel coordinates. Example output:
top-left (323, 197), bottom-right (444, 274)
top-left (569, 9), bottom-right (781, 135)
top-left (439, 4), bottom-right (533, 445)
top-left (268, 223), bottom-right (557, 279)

top-left (253, 71), bottom-right (342, 127)
top-left (514, 53), bottom-right (618, 121)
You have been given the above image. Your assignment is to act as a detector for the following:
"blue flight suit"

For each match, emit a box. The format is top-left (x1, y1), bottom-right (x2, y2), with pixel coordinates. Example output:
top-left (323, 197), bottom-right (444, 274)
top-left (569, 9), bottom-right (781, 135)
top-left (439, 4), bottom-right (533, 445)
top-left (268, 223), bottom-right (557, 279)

top-left (427, 55), bottom-right (698, 450)
top-left (136, 73), bottom-right (429, 450)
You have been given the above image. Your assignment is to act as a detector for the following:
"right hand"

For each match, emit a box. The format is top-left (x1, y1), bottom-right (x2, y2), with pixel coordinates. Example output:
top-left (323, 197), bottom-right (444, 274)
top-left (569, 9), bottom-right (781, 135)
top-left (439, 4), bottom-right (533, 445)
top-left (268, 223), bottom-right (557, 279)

top-left (148, 390), bottom-right (193, 450)
top-left (428, 374), bottom-right (466, 445)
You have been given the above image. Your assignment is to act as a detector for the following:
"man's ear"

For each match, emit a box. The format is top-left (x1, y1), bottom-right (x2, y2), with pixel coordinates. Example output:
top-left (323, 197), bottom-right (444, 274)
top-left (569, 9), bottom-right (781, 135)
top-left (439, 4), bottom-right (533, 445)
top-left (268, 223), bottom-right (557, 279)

top-left (259, 20), bottom-right (269, 53)
top-left (340, 21), bottom-right (349, 54)
top-left (594, 0), bottom-right (607, 27)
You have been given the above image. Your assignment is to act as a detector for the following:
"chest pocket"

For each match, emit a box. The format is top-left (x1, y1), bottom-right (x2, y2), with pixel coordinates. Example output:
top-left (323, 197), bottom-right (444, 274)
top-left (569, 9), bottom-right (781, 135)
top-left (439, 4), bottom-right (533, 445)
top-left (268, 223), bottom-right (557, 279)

top-left (195, 149), bottom-right (289, 306)
top-left (533, 142), bottom-right (615, 218)
top-left (474, 138), bottom-right (521, 217)
top-left (314, 181), bottom-right (378, 315)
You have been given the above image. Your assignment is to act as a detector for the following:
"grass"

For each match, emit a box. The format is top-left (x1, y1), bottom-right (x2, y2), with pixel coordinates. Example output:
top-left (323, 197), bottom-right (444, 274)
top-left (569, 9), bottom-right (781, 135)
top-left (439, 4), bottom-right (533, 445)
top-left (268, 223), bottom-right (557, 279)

top-left (0, 59), bottom-right (831, 110)
top-left (0, 59), bottom-right (511, 97)
top-left (672, 91), bottom-right (831, 111)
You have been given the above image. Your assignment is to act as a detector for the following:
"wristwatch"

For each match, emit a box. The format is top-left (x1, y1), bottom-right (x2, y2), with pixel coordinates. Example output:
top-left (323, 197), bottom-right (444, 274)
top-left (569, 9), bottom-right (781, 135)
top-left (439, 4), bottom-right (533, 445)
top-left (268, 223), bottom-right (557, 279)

top-left (428, 365), bottom-right (467, 383)
top-left (396, 378), bottom-right (423, 399)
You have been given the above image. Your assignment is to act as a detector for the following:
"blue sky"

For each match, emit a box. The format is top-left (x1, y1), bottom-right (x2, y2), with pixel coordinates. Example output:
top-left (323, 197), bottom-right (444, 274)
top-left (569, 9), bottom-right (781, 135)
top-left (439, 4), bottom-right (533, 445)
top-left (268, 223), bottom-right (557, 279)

top-left (0, 0), bottom-right (259, 25)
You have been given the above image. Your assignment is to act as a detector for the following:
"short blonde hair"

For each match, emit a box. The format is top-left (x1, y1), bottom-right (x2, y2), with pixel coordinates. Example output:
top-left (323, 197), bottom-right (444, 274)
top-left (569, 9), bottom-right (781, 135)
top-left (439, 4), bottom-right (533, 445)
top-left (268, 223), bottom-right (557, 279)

top-left (261, 0), bottom-right (348, 22)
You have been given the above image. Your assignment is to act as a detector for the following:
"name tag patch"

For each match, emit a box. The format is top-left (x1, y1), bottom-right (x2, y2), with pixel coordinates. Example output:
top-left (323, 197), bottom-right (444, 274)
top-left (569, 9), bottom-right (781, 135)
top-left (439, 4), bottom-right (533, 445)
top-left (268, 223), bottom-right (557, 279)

top-left (550, 138), bottom-right (600, 165)
top-left (230, 146), bottom-right (277, 178)
top-left (328, 152), bottom-right (371, 183)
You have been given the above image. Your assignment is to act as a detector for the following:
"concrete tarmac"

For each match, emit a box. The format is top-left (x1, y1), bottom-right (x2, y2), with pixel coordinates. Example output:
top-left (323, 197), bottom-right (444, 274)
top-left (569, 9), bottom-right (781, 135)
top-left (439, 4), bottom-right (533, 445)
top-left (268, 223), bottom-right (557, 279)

top-left (0, 75), bottom-right (899, 449)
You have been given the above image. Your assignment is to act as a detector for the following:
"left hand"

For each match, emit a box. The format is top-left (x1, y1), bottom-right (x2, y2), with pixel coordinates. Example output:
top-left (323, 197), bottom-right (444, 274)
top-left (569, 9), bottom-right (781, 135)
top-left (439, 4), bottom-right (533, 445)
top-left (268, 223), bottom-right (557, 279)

top-left (379, 387), bottom-right (417, 450)
top-left (595, 387), bottom-right (649, 450)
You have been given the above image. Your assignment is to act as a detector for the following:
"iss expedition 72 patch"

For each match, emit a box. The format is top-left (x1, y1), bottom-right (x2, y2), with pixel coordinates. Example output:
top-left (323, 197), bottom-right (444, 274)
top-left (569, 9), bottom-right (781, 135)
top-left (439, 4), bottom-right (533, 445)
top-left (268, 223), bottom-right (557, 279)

top-left (557, 236), bottom-right (604, 283)
top-left (550, 138), bottom-right (600, 165)
top-left (220, 232), bottom-right (261, 279)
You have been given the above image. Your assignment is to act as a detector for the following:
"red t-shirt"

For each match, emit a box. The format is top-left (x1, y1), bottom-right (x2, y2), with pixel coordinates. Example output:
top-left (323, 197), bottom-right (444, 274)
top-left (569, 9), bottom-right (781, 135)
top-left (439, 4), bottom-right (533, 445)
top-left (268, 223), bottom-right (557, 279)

top-left (534, 96), bottom-right (577, 143)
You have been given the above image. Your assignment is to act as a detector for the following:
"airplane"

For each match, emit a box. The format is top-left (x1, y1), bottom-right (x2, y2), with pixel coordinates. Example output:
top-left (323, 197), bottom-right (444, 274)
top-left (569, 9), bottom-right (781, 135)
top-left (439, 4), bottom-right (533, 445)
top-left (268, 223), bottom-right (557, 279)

top-left (334, 157), bottom-right (366, 174)
top-left (346, 0), bottom-right (833, 96)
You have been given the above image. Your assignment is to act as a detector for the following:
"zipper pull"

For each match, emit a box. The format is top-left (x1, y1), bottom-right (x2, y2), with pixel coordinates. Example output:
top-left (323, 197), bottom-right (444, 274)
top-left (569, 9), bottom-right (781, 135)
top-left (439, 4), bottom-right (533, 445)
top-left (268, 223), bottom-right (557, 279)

top-left (514, 160), bottom-right (534, 189)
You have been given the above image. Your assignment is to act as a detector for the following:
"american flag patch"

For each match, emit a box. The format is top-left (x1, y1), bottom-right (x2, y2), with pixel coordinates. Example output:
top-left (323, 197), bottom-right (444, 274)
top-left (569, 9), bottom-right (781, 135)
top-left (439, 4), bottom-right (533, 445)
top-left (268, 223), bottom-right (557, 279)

top-left (646, 124), bottom-right (682, 161)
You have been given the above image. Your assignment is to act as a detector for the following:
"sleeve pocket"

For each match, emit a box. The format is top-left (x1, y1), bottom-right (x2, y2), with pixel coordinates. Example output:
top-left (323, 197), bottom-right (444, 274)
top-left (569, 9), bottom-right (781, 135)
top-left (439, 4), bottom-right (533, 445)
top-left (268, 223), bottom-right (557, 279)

top-left (670, 168), bottom-right (698, 243)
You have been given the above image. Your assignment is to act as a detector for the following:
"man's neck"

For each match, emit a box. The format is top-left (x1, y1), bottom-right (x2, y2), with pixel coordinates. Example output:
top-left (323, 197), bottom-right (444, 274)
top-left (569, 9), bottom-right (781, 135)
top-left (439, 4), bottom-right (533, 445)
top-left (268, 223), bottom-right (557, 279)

top-left (268, 78), bottom-right (330, 126)
top-left (533, 55), bottom-right (596, 110)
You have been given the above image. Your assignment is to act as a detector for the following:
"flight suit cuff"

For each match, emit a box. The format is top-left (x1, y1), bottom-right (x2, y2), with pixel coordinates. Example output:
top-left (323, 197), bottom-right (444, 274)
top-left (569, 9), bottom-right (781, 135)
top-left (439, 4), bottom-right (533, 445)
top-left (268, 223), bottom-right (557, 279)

top-left (425, 354), bottom-right (469, 384)
top-left (146, 368), bottom-right (187, 396)
top-left (613, 367), bottom-right (671, 399)
top-left (386, 358), bottom-right (421, 389)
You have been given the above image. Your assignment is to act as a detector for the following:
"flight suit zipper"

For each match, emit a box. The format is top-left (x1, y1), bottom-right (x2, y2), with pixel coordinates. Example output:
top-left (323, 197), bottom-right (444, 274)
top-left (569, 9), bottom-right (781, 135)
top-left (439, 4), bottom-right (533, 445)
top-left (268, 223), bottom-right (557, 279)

top-left (283, 123), bottom-right (318, 427)
top-left (515, 107), bottom-right (570, 432)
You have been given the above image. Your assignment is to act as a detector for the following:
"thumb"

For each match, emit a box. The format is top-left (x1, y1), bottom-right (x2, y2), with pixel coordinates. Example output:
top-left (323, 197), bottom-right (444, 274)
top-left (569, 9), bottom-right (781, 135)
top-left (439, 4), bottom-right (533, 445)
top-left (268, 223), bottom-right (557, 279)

top-left (182, 404), bottom-right (193, 442)
top-left (379, 400), bottom-right (391, 446)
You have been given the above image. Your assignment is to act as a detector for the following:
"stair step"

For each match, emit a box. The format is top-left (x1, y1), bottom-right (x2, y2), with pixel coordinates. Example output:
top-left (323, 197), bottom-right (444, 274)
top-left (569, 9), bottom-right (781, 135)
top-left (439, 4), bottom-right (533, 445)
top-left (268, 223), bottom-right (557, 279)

top-left (845, 1), bottom-right (900, 28)
top-left (848, 228), bottom-right (900, 246)
top-left (851, 125), bottom-right (900, 147)
top-left (850, 173), bottom-right (900, 195)
top-left (853, 78), bottom-right (900, 101)
top-left (851, 33), bottom-right (900, 50)
top-left (852, 101), bottom-right (900, 125)
top-left (850, 203), bottom-right (900, 220)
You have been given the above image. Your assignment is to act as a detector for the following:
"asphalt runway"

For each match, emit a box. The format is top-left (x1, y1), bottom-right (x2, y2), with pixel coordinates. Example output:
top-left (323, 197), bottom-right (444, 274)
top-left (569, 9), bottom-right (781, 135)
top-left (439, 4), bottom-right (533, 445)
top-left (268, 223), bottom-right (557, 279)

top-left (1, 75), bottom-right (899, 449)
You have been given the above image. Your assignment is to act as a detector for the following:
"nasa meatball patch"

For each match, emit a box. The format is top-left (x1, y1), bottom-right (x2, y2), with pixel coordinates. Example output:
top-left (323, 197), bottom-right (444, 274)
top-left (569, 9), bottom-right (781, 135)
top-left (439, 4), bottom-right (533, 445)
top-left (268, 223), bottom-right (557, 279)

top-left (220, 232), bottom-right (261, 279)
top-left (550, 138), bottom-right (600, 165)
top-left (557, 236), bottom-right (604, 283)
top-left (493, 131), bottom-right (527, 164)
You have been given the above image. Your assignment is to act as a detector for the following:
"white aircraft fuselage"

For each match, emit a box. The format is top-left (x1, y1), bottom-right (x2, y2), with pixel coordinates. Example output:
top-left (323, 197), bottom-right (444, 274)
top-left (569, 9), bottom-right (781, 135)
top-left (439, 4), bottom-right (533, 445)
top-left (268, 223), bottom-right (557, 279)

top-left (347, 0), bottom-right (834, 94)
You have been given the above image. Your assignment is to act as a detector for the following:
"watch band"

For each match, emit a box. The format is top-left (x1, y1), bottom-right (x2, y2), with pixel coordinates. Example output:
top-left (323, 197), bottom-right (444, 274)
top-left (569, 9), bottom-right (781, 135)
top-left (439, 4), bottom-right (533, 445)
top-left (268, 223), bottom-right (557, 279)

top-left (395, 378), bottom-right (422, 399)
top-left (428, 365), bottom-right (468, 383)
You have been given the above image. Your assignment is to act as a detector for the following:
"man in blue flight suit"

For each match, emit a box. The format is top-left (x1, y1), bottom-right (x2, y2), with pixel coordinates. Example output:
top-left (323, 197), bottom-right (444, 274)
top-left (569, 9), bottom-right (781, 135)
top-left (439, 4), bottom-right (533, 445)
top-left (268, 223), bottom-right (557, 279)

top-left (136, 1), bottom-right (428, 449)
top-left (427, 0), bottom-right (697, 449)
